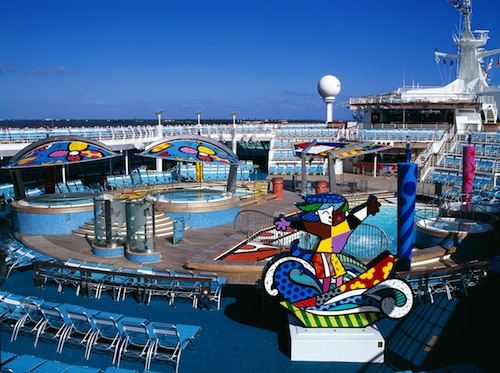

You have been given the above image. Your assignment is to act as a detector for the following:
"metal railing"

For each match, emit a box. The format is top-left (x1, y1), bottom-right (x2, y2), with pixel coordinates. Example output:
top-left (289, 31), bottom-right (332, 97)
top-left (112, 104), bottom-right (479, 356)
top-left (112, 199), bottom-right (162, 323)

top-left (343, 223), bottom-right (389, 258)
top-left (234, 210), bottom-right (391, 260)
top-left (233, 210), bottom-right (275, 238)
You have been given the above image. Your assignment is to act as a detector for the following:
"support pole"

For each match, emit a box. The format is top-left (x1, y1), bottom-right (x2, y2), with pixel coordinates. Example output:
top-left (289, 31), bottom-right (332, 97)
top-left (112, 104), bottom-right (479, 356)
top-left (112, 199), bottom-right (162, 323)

top-left (462, 135), bottom-right (475, 204)
top-left (301, 141), bottom-right (317, 194)
top-left (327, 152), bottom-right (337, 193)
top-left (396, 140), bottom-right (417, 271)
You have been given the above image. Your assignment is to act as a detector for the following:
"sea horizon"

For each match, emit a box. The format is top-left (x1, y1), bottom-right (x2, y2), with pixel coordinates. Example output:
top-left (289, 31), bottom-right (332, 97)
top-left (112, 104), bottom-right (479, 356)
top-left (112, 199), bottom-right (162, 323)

top-left (0, 118), bottom-right (337, 128)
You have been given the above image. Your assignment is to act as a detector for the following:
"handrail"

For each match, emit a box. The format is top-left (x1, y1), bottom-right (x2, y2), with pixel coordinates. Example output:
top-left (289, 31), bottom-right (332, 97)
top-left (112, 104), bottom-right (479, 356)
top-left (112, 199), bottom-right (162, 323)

top-left (233, 209), bottom-right (275, 238)
top-left (343, 223), bottom-right (390, 258)
top-left (33, 260), bottom-right (212, 285)
top-left (397, 259), bottom-right (488, 277)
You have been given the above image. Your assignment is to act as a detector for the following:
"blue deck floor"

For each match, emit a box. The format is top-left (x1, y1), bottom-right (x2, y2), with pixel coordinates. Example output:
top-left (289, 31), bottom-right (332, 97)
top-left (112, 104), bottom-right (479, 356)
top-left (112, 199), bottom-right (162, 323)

top-left (1, 266), bottom-right (499, 373)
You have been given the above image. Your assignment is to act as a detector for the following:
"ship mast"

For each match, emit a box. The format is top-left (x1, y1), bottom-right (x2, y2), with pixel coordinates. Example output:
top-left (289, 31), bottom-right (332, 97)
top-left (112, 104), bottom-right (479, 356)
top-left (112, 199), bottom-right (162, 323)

top-left (436, 0), bottom-right (500, 90)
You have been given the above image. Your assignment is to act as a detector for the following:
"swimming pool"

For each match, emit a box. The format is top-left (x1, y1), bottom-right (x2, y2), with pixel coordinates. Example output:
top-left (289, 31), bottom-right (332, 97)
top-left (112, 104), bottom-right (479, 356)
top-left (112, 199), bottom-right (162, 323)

top-left (359, 203), bottom-right (437, 255)
top-left (16, 193), bottom-right (95, 208)
top-left (415, 216), bottom-right (496, 260)
top-left (149, 187), bottom-right (240, 228)
top-left (156, 189), bottom-right (232, 203)
top-left (221, 203), bottom-right (439, 262)
top-left (11, 193), bottom-right (96, 234)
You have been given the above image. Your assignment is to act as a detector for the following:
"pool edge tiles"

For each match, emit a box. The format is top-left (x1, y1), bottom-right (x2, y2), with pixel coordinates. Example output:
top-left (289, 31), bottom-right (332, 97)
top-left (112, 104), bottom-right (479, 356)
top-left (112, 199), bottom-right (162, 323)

top-left (125, 250), bottom-right (162, 263)
top-left (11, 200), bottom-right (94, 235)
top-left (165, 205), bottom-right (240, 228)
top-left (153, 187), bottom-right (241, 228)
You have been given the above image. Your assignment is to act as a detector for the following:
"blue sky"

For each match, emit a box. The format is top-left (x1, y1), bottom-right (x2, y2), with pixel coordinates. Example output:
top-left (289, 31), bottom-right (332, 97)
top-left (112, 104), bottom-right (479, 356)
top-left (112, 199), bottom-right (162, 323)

top-left (1, 0), bottom-right (499, 121)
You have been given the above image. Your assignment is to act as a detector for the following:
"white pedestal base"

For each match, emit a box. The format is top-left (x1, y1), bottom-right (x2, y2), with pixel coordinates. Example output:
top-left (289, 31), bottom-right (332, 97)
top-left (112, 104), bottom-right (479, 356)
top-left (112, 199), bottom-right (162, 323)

top-left (288, 315), bottom-right (385, 363)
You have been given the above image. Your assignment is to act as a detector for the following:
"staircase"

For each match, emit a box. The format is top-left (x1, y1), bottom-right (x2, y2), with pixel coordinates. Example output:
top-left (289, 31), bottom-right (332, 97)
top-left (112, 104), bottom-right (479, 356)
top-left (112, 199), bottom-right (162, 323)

top-left (72, 211), bottom-right (181, 240)
top-left (484, 105), bottom-right (497, 123)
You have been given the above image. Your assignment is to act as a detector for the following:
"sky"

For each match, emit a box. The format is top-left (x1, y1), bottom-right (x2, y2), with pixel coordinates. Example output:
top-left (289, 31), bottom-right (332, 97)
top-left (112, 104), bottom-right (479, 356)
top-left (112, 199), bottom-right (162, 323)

top-left (1, 0), bottom-right (500, 121)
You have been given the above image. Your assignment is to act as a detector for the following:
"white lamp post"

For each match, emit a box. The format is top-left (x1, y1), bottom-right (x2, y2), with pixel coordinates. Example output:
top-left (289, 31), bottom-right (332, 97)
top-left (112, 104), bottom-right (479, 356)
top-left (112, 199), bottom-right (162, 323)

top-left (155, 109), bottom-right (164, 126)
top-left (231, 111), bottom-right (238, 154)
top-left (155, 110), bottom-right (164, 172)
top-left (196, 110), bottom-right (203, 135)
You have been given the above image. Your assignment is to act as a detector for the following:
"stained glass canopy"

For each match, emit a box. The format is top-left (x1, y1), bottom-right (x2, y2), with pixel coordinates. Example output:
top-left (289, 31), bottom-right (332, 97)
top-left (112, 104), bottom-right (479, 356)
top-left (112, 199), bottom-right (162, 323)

top-left (3, 136), bottom-right (118, 169)
top-left (293, 141), bottom-right (392, 159)
top-left (140, 135), bottom-right (239, 164)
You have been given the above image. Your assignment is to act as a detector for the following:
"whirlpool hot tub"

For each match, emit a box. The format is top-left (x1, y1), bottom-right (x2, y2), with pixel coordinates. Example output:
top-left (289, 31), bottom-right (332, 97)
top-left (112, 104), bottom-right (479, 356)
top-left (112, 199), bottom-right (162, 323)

top-left (148, 187), bottom-right (240, 228)
top-left (415, 216), bottom-right (496, 260)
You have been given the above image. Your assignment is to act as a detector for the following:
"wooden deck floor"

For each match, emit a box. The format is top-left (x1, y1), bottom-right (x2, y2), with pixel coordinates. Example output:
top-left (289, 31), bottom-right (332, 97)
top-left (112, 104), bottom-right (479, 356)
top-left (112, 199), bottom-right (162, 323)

top-left (15, 174), bottom-right (401, 285)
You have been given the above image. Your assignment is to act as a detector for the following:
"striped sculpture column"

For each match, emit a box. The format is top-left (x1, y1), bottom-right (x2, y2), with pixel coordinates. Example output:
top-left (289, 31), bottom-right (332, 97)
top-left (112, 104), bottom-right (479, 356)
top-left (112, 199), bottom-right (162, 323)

top-left (462, 144), bottom-right (476, 203)
top-left (397, 162), bottom-right (417, 271)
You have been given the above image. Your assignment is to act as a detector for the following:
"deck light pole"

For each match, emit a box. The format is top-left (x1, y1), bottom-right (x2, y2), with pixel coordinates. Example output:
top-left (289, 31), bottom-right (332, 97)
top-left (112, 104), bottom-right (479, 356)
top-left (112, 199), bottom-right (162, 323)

top-left (196, 110), bottom-right (203, 135)
top-left (155, 110), bottom-right (164, 172)
top-left (155, 110), bottom-right (164, 126)
top-left (231, 111), bottom-right (238, 154)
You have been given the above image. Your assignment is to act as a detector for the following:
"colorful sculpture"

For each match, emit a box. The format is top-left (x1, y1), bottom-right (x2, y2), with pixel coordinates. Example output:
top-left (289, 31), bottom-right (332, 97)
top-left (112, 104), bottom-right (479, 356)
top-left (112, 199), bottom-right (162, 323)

top-left (262, 193), bottom-right (414, 328)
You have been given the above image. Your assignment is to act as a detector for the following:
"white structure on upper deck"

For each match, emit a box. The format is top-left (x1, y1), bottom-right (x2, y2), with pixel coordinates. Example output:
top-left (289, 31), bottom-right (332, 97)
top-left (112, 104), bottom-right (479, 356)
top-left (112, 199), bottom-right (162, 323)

top-left (349, 0), bottom-right (500, 134)
top-left (318, 75), bottom-right (341, 124)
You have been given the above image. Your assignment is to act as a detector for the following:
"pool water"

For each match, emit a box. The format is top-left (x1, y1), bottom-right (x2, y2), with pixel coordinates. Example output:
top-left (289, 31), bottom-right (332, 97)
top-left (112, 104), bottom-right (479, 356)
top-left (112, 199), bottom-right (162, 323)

top-left (157, 189), bottom-right (231, 203)
top-left (358, 204), bottom-right (437, 254)
top-left (422, 217), bottom-right (492, 233)
top-left (18, 193), bottom-right (95, 208)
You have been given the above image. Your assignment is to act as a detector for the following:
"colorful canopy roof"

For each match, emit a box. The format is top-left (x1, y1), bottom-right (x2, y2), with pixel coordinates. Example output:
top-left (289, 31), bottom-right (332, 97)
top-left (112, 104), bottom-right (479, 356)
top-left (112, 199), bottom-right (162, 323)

top-left (140, 135), bottom-right (239, 164)
top-left (293, 141), bottom-right (392, 159)
top-left (3, 136), bottom-right (118, 169)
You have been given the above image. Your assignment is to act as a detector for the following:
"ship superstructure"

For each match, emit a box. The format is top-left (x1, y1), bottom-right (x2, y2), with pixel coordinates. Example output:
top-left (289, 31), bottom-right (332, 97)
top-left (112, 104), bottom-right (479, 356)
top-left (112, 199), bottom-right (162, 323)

top-left (349, 0), bottom-right (500, 134)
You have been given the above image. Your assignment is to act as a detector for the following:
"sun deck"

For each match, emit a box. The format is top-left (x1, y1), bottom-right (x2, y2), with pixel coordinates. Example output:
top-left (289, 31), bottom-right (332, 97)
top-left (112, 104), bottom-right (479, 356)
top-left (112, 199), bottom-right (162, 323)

top-left (10, 173), bottom-right (475, 286)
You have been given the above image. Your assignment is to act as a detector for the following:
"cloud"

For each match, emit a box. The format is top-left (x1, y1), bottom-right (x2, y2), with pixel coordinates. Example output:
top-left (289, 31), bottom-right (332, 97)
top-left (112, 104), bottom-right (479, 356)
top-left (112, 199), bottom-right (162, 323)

top-left (24, 66), bottom-right (49, 76)
top-left (0, 65), bottom-right (16, 74)
top-left (283, 89), bottom-right (316, 100)
top-left (55, 65), bottom-right (74, 76)
top-left (23, 65), bottom-right (76, 76)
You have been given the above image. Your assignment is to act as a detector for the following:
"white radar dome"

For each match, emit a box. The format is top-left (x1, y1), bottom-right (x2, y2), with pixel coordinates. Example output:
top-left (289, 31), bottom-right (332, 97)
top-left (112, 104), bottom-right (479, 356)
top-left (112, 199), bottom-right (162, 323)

top-left (318, 75), bottom-right (341, 100)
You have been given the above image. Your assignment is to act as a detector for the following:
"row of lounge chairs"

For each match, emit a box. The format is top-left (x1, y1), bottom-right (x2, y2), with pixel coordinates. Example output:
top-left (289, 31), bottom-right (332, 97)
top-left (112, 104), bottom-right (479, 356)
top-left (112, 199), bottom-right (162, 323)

top-left (0, 183), bottom-right (46, 201)
top-left (426, 169), bottom-right (494, 190)
top-left (56, 179), bottom-right (91, 193)
top-left (105, 172), bottom-right (177, 190)
top-left (0, 233), bottom-right (53, 280)
top-left (177, 162), bottom-right (253, 182)
top-left (399, 260), bottom-right (488, 304)
top-left (356, 129), bottom-right (444, 141)
top-left (441, 185), bottom-right (500, 203)
top-left (442, 154), bottom-right (500, 172)
top-left (0, 292), bottom-right (201, 372)
top-left (1, 352), bottom-right (109, 373)
top-left (1, 179), bottom-right (95, 202)
top-left (104, 160), bottom-right (256, 189)
top-left (33, 260), bottom-right (226, 310)
top-left (275, 128), bottom-right (341, 138)
top-left (268, 162), bottom-right (325, 176)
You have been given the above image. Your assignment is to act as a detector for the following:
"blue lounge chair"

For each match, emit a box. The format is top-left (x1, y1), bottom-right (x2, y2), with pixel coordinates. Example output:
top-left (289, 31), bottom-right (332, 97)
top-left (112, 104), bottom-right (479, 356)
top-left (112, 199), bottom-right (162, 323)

top-left (102, 368), bottom-right (139, 373)
top-left (31, 360), bottom-right (74, 373)
top-left (2, 354), bottom-right (47, 373)
top-left (87, 311), bottom-right (124, 361)
top-left (37, 303), bottom-right (74, 351)
top-left (115, 317), bottom-right (152, 370)
top-left (62, 306), bottom-right (101, 357)
top-left (1, 351), bottom-right (17, 366)
top-left (147, 322), bottom-right (181, 372)
top-left (65, 366), bottom-right (101, 373)
top-left (11, 296), bottom-right (48, 342)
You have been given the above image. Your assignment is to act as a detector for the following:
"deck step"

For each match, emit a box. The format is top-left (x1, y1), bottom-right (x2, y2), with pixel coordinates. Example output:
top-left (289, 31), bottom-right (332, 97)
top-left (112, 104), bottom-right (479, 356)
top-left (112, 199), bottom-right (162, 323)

top-left (72, 212), bottom-right (182, 239)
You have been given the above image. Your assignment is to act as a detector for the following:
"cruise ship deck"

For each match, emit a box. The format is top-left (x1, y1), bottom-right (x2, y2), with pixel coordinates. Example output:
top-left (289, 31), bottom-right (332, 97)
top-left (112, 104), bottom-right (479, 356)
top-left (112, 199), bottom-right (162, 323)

top-left (1, 172), bottom-right (499, 373)
top-left (9, 173), bottom-right (398, 285)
